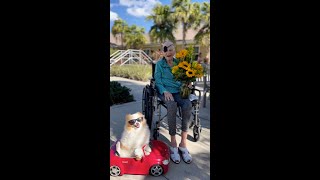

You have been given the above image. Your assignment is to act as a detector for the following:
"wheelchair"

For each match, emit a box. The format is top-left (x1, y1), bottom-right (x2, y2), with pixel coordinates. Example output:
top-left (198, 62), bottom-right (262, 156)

top-left (142, 63), bottom-right (202, 142)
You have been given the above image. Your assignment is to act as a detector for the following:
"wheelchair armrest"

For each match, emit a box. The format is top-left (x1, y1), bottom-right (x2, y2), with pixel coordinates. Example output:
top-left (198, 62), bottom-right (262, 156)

top-left (191, 87), bottom-right (201, 101)
top-left (149, 78), bottom-right (155, 85)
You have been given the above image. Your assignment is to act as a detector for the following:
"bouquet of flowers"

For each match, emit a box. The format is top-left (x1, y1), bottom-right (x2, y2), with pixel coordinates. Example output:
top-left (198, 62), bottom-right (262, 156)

top-left (172, 46), bottom-right (205, 98)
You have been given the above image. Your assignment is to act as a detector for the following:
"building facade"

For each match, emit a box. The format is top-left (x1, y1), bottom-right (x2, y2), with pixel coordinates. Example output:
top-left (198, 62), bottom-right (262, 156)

top-left (110, 27), bottom-right (210, 64)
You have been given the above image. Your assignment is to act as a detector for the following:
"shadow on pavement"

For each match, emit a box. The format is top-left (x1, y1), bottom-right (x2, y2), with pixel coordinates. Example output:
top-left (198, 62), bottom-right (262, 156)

top-left (110, 79), bottom-right (148, 102)
top-left (109, 77), bottom-right (211, 180)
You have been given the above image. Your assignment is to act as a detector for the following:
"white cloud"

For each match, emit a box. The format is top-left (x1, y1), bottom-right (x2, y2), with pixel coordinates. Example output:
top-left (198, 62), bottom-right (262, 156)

top-left (127, 7), bottom-right (150, 17)
top-left (110, 3), bottom-right (119, 8)
top-left (119, 0), bottom-right (162, 17)
top-left (119, 0), bottom-right (144, 7)
top-left (110, 11), bottom-right (119, 21)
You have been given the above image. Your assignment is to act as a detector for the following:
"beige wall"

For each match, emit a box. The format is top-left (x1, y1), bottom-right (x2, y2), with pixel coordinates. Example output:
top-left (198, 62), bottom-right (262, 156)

top-left (141, 43), bottom-right (210, 63)
top-left (110, 26), bottom-right (211, 63)
top-left (110, 34), bottom-right (122, 46)
top-left (110, 27), bottom-right (200, 46)
top-left (175, 44), bottom-right (209, 60)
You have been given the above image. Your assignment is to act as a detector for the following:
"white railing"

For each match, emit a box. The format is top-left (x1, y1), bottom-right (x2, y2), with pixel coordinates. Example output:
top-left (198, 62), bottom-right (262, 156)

top-left (196, 75), bottom-right (210, 82)
top-left (196, 66), bottom-right (210, 82)
top-left (110, 49), bottom-right (153, 67)
top-left (194, 68), bottom-right (211, 108)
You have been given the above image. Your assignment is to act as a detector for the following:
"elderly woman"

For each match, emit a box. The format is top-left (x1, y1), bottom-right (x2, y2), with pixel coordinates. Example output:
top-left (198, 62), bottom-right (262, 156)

top-left (154, 41), bottom-right (192, 164)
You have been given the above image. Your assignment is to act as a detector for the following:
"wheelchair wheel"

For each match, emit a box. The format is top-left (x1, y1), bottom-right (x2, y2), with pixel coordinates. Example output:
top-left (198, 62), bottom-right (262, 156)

top-left (142, 87), bottom-right (147, 114)
top-left (193, 125), bottom-right (201, 142)
top-left (153, 129), bottom-right (159, 140)
top-left (142, 85), bottom-right (154, 131)
top-left (189, 121), bottom-right (194, 129)
top-left (151, 102), bottom-right (159, 140)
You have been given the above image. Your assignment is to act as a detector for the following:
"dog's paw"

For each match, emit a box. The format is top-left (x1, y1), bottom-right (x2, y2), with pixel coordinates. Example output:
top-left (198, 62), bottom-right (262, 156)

top-left (144, 145), bottom-right (152, 156)
top-left (134, 148), bottom-right (144, 157)
top-left (135, 156), bottom-right (142, 161)
top-left (115, 141), bottom-right (121, 156)
top-left (115, 151), bottom-right (120, 157)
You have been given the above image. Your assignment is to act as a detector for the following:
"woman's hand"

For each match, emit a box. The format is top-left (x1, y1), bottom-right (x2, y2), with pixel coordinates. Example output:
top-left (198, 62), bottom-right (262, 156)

top-left (164, 91), bottom-right (174, 101)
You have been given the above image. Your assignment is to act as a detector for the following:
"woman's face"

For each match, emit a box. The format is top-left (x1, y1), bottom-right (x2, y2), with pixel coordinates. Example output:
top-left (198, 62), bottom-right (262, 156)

top-left (165, 46), bottom-right (175, 60)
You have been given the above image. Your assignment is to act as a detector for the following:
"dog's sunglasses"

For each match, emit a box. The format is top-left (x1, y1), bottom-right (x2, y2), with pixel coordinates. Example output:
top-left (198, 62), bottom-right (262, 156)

top-left (128, 117), bottom-right (143, 125)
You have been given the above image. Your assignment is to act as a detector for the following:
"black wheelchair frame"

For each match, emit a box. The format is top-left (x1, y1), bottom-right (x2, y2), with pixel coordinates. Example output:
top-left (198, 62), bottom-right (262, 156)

top-left (142, 63), bottom-right (202, 142)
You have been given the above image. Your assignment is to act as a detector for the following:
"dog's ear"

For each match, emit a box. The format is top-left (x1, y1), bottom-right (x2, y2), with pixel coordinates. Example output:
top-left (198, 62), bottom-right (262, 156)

top-left (136, 112), bottom-right (143, 117)
top-left (125, 114), bottom-right (133, 121)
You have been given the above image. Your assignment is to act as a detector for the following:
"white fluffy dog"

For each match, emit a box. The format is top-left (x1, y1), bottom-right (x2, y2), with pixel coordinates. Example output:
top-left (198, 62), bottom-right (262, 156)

top-left (115, 112), bottom-right (152, 160)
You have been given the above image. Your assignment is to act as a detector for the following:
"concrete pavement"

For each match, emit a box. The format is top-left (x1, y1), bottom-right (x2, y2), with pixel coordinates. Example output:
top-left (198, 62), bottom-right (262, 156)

top-left (109, 76), bottom-right (211, 180)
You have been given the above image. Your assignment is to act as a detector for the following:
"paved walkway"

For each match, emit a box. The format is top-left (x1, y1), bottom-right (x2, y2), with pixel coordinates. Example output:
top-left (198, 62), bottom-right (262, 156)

top-left (109, 76), bottom-right (211, 180)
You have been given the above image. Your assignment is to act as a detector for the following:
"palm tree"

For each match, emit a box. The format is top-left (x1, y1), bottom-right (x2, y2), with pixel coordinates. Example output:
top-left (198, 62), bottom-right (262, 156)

top-left (193, 2), bottom-right (210, 62)
top-left (111, 19), bottom-right (128, 50)
top-left (146, 4), bottom-right (177, 44)
top-left (194, 2), bottom-right (210, 46)
top-left (172, 0), bottom-right (201, 48)
top-left (123, 25), bottom-right (147, 49)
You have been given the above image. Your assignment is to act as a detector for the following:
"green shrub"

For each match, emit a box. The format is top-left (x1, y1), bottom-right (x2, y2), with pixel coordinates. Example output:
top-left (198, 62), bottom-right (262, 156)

top-left (110, 64), bottom-right (152, 82)
top-left (110, 48), bottom-right (118, 55)
top-left (110, 81), bottom-right (134, 106)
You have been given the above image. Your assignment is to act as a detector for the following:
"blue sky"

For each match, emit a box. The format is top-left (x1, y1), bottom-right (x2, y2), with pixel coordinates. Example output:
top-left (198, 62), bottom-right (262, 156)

top-left (110, 0), bottom-right (210, 33)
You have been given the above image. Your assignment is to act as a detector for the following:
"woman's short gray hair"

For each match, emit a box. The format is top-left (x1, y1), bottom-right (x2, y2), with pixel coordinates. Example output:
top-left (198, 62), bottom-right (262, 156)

top-left (162, 41), bottom-right (174, 52)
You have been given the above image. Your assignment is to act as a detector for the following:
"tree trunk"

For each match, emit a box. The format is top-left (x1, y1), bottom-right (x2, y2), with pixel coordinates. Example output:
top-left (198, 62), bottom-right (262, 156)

top-left (183, 23), bottom-right (186, 48)
top-left (207, 45), bottom-right (210, 64)
top-left (121, 32), bottom-right (123, 50)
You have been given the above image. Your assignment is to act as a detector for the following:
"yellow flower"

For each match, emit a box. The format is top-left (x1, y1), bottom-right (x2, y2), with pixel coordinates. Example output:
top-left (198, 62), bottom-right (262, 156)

top-left (178, 61), bottom-right (191, 70)
top-left (175, 52), bottom-right (182, 59)
top-left (180, 49), bottom-right (188, 58)
top-left (186, 69), bottom-right (196, 77)
top-left (195, 73), bottom-right (203, 78)
top-left (176, 49), bottom-right (188, 59)
top-left (195, 64), bottom-right (203, 70)
top-left (171, 65), bottom-right (179, 74)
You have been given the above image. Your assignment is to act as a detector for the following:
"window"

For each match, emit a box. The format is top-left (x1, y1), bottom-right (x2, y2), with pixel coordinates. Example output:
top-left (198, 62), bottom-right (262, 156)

top-left (193, 46), bottom-right (200, 55)
top-left (144, 49), bottom-right (150, 56)
top-left (192, 46), bottom-right (201, 61)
